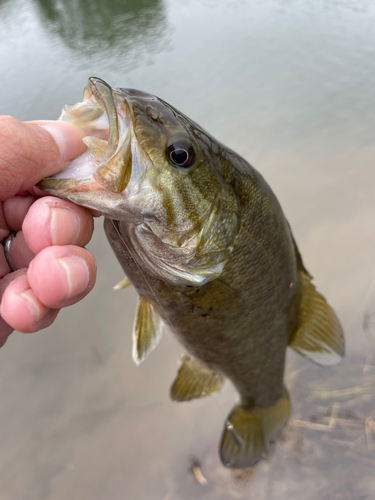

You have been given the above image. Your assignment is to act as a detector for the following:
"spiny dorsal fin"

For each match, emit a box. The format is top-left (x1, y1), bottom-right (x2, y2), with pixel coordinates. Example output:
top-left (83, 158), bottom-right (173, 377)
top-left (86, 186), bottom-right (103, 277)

top-left (113, 277), bottom-right (132, 290)
top-left (220, 391), bottom-right (290, 468)
top-left (170, 354), bottom-right (224, 402)
top-left (289, 271), bottom-right (344, 366)
top-left (132, 296), bottom-right (163, 365)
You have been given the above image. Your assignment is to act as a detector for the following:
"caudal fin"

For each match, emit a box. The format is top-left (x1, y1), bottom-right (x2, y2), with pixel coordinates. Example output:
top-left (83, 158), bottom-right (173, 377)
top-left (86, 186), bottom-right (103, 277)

top-left (219, 391), bottom-right (290, 469)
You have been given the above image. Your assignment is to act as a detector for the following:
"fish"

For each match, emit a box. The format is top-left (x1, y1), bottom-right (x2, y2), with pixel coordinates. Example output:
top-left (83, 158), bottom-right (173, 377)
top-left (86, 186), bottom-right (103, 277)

top-left (39, 77), bottom-right (345, 468)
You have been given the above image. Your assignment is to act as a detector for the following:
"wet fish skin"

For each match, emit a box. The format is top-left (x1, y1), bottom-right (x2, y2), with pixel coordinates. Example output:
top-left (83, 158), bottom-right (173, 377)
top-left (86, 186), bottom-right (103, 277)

top-left (39, 78), bottom-right (344, 468)
top-left (104, 153), bottom-right (296, 469)
top-left (105, 161), bottom-right (297, 407)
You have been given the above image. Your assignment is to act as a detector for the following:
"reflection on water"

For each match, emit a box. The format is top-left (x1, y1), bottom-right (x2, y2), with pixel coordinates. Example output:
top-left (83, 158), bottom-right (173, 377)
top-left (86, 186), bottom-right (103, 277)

top-left (34, 0), bottom-right (167, 63)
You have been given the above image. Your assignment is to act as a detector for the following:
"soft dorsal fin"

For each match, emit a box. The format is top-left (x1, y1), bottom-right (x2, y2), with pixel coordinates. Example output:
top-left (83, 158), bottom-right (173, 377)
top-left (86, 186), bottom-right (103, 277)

top-left (289, 271), bottom-right (344, 366)
top-left (113, 276), bottom-right (132, 290)
top-left (132, 296), bottom-right (163, 365)
top-left (170, 354), bottom-right (224, 402)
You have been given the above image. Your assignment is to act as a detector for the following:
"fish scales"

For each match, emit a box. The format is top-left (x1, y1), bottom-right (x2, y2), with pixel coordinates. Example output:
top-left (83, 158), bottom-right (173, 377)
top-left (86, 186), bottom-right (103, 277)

top-left (105, 170), bottom-right (296, 403)
top-left (39, 77), bottom-right (344, 468)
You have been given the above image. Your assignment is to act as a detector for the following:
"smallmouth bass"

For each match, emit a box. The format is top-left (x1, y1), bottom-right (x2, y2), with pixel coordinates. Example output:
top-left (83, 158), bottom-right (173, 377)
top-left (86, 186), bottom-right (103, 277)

top-left (39, 78), bottom-right (344, 468)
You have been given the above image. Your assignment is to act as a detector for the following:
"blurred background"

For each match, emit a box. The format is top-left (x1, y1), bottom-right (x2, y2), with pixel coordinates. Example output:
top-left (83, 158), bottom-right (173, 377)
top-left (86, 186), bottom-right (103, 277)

top-left (1, 0), bottom-right (375, 498)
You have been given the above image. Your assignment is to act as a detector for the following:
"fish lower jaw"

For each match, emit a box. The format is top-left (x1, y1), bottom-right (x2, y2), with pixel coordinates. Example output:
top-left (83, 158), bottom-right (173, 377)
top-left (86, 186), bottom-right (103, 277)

top-left (48, 150), bottom-right (98, 182)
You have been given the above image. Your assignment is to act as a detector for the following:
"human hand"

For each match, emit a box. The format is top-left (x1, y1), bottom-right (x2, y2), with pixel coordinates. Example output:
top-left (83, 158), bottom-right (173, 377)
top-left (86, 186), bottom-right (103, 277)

top-left (0, 116), bottom-right (97, 347)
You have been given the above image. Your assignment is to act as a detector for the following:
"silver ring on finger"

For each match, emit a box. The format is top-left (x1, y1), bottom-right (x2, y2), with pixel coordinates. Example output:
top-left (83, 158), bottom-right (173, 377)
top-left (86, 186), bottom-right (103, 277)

top-left (3, 232), bottom-right (16, 272)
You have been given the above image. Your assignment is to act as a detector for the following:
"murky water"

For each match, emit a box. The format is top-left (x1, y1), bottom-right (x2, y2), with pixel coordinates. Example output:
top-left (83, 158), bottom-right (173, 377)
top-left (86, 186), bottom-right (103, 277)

top-left (1, 0), bottom-right (375, 498)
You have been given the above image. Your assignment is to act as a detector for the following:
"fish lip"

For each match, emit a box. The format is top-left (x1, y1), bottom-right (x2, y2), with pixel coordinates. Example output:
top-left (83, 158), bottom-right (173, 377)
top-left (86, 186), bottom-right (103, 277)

top-left (38, 77), bottom-right (134, 202)
top-left (87, 76), bottom-right (119, 160)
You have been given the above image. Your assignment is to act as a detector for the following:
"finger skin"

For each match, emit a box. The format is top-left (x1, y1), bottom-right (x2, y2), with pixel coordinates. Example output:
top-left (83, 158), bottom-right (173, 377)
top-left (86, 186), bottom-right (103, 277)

top-left (0, 116), bottom-right (94, 340)
top-left (0, 317), bottom-right (13, 347)
top-left (0, 245), bottom-right (11, 279)
top-left (27, 245), bottom-right (96, 309)
top-left (0, 204), bottom-right (10, 241)
top-left (23, 197), bottom-right (94, 254)
top-left (0, 271), bottom-right (59, 333)
top-left (0, 269), bottom-right (25, 340)
top-left (10, 231), bottom-right (35, 270)
top-left (3, 195), bottom-right (36, 232)
top-left (0, 116), bottom-right (86, 200)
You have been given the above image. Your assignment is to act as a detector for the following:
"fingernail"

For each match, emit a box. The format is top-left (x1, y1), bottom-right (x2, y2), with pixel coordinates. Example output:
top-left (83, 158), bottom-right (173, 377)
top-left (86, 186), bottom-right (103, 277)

top-left (19, 290), bottom-right (46, 323)
top-left (58, 257), bottom-right (89, 299)
top-left (51, 208), bottom-right (80, 245)
top-left (41, 122), bottom-right (86, 161)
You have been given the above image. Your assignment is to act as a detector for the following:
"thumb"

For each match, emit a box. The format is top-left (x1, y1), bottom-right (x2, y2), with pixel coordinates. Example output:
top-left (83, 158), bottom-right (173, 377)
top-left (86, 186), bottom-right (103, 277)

top-left (0, 116), bottom-right (86, 201)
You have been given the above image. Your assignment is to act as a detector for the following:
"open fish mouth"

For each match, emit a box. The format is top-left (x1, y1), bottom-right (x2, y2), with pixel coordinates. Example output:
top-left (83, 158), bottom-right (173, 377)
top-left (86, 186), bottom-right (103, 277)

top-left (38, 77), bottom-right (134, 219)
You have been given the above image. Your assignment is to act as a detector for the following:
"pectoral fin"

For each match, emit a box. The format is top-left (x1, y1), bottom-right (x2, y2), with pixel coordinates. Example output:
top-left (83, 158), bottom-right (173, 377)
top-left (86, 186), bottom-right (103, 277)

top-left (289, 271), bottom-right (344, 366)
top-left (132, 297), bottom-right (163, 365)
top-left (220, 391), bottom-right (290, 468)
top-left (113, 277), bottom-right (132, 290)
top-left (170, 354), bottom-right (224, 401)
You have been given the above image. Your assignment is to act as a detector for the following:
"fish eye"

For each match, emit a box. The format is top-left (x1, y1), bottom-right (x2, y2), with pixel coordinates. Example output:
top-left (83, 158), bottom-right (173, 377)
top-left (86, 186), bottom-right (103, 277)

top-left (166, 138), bottom-right (195, 169)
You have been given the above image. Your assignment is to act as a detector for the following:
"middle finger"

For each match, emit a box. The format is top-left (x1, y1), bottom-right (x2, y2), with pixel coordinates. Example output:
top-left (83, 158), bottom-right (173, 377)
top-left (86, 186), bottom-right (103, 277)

top-left (23, 196), bottom-right (94, 254)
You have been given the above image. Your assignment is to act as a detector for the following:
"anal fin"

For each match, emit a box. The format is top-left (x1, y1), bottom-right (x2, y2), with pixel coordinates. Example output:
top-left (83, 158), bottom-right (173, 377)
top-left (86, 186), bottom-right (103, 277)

top-left (220, 391), bottom-right (290, 469)
top-left (132, 296), bottom-right (163, 365)
top-left (170, 354), bottom-right (224, 402)
top-left (289, 271), bottom-right (344, 366)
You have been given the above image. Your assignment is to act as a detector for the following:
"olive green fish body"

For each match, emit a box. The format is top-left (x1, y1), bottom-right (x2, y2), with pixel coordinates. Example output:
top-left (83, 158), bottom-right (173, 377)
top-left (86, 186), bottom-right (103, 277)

top-left (40, 78), bottom-right (344, 469)
top-left (105, 163), bottom-right (298, 410)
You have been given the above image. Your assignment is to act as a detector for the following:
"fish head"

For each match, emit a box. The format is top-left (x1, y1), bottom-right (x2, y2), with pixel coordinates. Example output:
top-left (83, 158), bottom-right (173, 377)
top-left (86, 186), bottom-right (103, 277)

top-left (39, 77), bottom-right (240, 286)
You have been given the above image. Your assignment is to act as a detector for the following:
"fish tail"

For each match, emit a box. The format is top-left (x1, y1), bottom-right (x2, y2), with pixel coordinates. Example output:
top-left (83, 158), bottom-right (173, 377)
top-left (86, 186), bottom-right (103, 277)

top-left (219, 390), bottom-right (290, 469)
